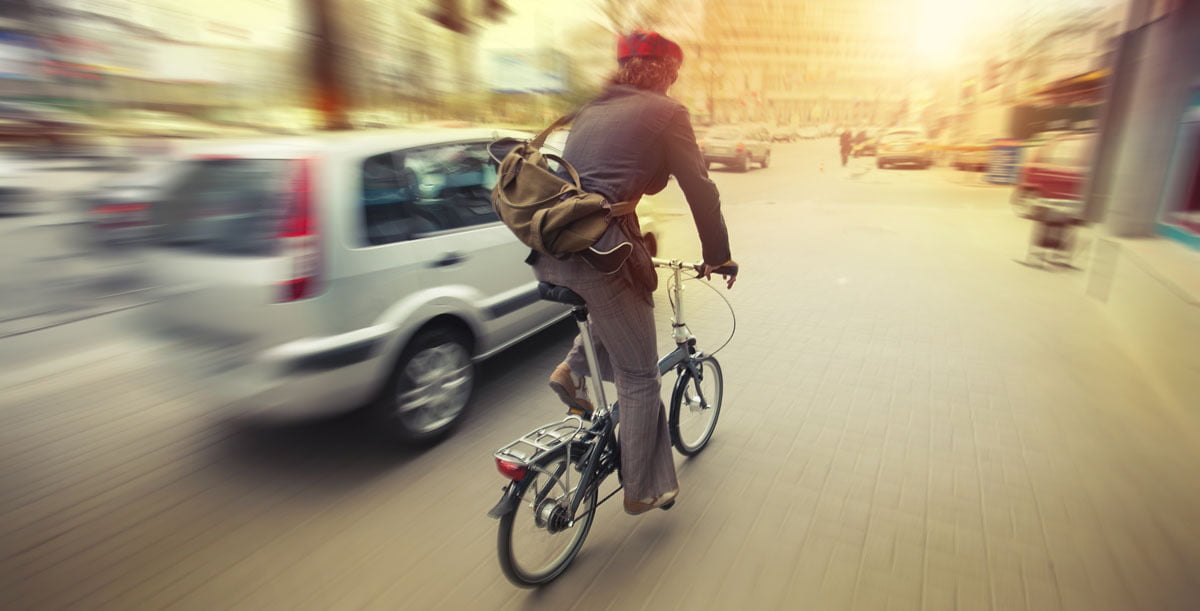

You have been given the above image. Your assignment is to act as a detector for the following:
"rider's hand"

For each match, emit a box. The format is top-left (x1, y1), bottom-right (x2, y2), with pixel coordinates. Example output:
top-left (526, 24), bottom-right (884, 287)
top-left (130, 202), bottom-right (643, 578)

top-left (702, 260), bottom-right (738, 289)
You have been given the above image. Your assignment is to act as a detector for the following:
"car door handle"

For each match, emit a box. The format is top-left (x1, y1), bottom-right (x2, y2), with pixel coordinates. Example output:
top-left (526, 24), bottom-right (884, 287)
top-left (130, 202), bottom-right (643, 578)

top-left (432, 252), bottom-right (466, 267)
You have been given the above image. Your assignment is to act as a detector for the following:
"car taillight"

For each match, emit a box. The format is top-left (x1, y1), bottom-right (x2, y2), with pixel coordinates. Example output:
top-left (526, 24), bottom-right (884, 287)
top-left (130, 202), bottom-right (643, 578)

top-left (92, 202), bottom-right (149, 215)
top-left (495, 458), bottom-right (527, 481)
top-left (277, 158), bottom-right (321, 302)
top-left (736, 142), bottom-right (745, 152)
top-left (698, 140), bottom-right (705, 151)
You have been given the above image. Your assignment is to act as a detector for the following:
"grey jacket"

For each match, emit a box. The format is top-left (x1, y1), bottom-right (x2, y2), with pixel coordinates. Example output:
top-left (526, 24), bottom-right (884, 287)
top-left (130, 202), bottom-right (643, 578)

top-left (562, 84), bottom-right (732, 266)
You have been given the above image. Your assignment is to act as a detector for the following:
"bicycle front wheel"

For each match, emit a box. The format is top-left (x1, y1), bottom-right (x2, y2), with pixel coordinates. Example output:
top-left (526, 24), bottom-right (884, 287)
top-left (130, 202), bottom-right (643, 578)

top-left (497, 454), bottom-right (598, 587)
top-left (668, 356), bottom-right (723, 456)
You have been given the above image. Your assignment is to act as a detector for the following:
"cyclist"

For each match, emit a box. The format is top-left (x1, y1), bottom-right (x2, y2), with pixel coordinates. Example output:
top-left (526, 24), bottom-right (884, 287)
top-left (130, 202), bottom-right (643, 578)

top-left (528, 30), bottom-right (737, 516)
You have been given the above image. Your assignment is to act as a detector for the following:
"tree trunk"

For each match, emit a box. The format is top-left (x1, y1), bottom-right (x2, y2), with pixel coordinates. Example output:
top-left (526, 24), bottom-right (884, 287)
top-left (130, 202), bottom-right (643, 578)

top-left (307, 0), bottom-right (353, 130)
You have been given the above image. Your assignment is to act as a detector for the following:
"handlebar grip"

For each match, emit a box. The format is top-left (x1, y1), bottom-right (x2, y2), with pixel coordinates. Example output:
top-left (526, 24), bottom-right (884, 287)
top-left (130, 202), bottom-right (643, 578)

top-left (712, 264), bottom-right (738, 277)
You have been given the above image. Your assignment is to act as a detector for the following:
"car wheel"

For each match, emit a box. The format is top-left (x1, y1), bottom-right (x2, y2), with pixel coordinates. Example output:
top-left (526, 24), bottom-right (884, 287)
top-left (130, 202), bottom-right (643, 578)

top-left (1011, 188), bottom-right (1039, 219)
top-left (738, 155), bottom-right (750, 173)
top-left (760, 151), bottom-right (770, 169)
top-left (643, 232), bottom-right (658, 257)
top-left (375, 325), bottom-right (474, 443)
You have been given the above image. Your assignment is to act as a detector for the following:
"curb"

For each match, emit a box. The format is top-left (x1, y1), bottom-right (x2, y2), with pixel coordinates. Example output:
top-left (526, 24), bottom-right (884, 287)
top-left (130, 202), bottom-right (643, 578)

top-left (0, 302), bottom-right (154, 390)
top-left (0, 296), bottom-right (156, 340)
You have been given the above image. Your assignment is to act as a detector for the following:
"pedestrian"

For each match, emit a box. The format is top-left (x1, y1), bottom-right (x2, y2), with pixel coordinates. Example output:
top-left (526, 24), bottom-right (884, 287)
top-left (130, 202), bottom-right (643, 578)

top-left (853, 128), bottom-right (867, 158)
top-left (839, 128), bottom-right (852, 167)
top-left (530, 29), bottom-right (737, 516)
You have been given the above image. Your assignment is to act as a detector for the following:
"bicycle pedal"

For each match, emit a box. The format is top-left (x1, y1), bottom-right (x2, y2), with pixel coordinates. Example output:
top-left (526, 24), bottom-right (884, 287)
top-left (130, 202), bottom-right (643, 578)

top-left (567, 407), bottom-right (592, 421)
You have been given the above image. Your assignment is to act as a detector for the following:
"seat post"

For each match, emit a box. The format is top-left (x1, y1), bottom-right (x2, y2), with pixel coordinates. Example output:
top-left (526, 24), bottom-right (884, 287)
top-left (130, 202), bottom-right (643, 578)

top-left (571, 305), bottom-right (609, 414)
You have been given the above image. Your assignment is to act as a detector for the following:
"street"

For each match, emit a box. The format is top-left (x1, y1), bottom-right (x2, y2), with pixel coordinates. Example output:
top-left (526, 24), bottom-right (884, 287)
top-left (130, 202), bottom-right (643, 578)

top-left (3, 139), bottom-right (1199, 610)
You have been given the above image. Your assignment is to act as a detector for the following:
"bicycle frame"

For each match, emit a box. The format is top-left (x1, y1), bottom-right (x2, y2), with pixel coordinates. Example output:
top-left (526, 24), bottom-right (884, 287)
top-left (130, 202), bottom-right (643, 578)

top-left (494, 256), bottom-right (733, 586)
top-left (653, 258), bottom-right (711, 397)
top-left (563, 259), bottom-right (711, 519)
top-left (494, 258), bottom-right (717, 525)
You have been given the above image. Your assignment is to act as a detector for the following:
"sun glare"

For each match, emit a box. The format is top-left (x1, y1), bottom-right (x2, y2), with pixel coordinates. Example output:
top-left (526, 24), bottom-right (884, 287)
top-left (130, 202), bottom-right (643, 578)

top-left (915, 0), bottom-right (972, 65)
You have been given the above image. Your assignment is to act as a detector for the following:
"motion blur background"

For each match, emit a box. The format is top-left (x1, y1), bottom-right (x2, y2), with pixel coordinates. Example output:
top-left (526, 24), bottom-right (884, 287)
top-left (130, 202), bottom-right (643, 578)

top-left (2, 0), bottom-right (1199, 609)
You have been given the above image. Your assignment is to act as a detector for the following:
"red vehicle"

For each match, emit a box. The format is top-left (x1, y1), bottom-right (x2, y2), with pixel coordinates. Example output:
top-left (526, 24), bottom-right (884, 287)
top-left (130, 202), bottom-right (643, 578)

top-left (1012, 131), bottom-right (1097, 219)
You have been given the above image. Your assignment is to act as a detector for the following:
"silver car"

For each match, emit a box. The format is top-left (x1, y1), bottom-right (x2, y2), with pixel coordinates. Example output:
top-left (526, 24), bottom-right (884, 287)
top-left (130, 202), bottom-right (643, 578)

top-left (139, 128), bottom-right (568, 442)
top-left (700, 124), bottom-right (772, 172)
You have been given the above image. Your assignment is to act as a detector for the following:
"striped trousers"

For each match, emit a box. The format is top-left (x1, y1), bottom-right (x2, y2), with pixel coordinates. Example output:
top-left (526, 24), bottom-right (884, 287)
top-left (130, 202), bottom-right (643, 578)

top-left (532, 253), bottom-right (678, 503)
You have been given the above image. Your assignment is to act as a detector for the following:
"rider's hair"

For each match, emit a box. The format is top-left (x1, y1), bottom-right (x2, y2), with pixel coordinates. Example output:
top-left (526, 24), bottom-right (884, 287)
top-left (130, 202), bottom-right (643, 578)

top-left (609, 56), bottom-right (680, 94)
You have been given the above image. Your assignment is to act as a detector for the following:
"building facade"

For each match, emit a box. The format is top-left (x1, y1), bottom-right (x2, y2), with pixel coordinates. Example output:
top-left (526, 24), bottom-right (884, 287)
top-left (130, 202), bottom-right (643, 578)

top-left (674, 0), bottom-right (918, 127)
top-left (1082, 0), bottom-right (1199, 410)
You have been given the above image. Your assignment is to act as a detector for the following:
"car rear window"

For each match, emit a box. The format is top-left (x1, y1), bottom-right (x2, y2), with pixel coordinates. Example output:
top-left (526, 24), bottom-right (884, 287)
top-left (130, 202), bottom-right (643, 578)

top-left (152, 158), bottom-right (291, 256)
top-left (708, 127), bottom-right (740, 140)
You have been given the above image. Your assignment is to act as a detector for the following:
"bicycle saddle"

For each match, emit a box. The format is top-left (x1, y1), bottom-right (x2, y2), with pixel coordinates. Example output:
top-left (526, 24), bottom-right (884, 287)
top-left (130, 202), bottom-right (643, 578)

top-left (537, 282), bottom-right (587, 306)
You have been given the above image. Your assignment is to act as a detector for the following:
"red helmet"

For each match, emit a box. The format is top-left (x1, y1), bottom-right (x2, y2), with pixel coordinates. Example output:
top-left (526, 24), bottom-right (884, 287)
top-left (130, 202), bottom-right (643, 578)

top-left (617, 29), bottom-right (683, 65)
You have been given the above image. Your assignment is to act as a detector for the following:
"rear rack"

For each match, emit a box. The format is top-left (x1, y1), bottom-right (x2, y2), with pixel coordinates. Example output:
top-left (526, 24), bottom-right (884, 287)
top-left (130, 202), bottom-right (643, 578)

top-left (494, 416), bottom-right (590, 466)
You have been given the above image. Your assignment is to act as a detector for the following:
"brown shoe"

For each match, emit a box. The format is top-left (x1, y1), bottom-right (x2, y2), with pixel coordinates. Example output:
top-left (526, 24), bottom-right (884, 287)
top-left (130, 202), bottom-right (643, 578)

top-left (549, 364), bottom-right (594, 417)
top-left (623, 488), bottom-right (679, 516)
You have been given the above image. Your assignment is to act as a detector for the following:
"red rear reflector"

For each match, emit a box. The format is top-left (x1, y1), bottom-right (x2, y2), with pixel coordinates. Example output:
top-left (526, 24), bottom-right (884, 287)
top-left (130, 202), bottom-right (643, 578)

top-left (496, 459), bottom-right (527, 482)
top-left (280, 277), bottom-right (315, 302)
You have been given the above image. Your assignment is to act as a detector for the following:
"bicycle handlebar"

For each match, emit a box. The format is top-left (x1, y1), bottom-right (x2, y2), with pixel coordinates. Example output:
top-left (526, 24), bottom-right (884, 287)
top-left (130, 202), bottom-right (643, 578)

top-left (650, 257), bottom-right (739, 278)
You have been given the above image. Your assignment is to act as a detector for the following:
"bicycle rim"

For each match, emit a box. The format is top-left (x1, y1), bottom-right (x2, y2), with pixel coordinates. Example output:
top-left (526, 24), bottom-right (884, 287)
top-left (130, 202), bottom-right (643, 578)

top-left (497, 456), bottom-right (597, 587)
top-left (669, 357), bottom-right (723, 456)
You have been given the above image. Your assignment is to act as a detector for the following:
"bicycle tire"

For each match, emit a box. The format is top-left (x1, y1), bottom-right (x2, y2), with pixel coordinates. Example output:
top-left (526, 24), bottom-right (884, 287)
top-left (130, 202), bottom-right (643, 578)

top-left (668, 356), bottom-right (723, 456)
top-left (497, 454), bottom-right (598, 587)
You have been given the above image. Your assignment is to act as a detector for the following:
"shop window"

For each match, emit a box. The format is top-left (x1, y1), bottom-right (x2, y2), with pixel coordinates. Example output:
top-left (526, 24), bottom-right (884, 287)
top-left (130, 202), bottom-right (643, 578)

top-left (1161, 131), bottom-right (1200, 232)
top-left (1156, 89), bottom-right (1200, 249)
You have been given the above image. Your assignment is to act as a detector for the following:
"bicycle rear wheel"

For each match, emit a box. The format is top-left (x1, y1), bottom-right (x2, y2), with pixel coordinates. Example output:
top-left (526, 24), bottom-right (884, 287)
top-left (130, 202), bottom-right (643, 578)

top-left (497, 454), bottom-right (598, 587)
top-left (668, 356), bottom-right (723, 456)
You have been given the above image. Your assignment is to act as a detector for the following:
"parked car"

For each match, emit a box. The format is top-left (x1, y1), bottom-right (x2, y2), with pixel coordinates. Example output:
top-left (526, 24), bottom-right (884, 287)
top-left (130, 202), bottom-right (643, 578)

top-left (699, 124), bottom-right (771, 172)
top-left (83, 160), bottom-right (186, 247)
top-left (135, 128), bottom-right (572, 443)
top-left (770, 126), bottom-right (794, 142)
top-left (950, 135), bottom-right (1001, 171)
top-left (1011, 131), bottom-right (1097, 219)
top-left (877, 127), bottom-right (932, 169)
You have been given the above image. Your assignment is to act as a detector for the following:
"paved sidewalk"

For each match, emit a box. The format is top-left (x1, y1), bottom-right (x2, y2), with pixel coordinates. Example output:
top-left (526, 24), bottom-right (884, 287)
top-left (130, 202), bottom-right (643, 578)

top-left (2, 191), bottom-right (1197, 610)
top-left (619, 197), bottom-right (1200, 611)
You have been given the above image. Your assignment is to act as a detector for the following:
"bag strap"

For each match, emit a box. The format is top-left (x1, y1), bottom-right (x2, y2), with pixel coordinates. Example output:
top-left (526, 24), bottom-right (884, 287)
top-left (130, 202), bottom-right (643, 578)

top-left (607, 200), bottom-right (638, 217)
top-left (530, 111), bottom-right (578, 149)
top-left (542, 152), bottom-right (583, 189)
top-left (539, 153), bottom-right (636, 217)
top-left (527, 108), bottom-right (638, 218)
